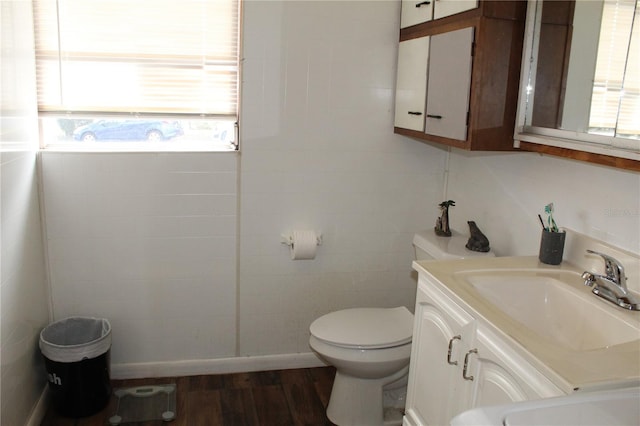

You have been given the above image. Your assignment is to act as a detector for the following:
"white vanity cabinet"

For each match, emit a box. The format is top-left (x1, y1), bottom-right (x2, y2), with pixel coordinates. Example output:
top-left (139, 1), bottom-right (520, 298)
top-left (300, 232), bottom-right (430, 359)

top-left (394, 27), bottom-right (473, 140)
top-left (404, 273), bottom-right (565, 426)
top-left (400, 0), bottom-right (478, 29)
top-left (404, 277), bottom-right (475, 426)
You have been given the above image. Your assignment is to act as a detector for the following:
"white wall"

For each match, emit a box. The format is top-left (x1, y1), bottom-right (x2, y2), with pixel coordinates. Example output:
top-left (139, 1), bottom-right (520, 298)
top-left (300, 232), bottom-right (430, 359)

top-left (40, 152), bottom-right (239, 365)
top-left (36, 0), bottom-right (640, 378)
top-left (446, 150), bottom-right (640, 256)
top-left (39, 0), bottom-right (446, 368)
top-left (238, 0), bottom-right (446, 355)
top-left (1, 1), bottom-right (51, 424)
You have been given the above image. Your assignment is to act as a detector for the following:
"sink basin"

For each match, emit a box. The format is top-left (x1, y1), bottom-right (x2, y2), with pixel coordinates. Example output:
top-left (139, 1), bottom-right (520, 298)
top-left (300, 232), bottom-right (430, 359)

top-left (458, 271), bottom-right (640, 351)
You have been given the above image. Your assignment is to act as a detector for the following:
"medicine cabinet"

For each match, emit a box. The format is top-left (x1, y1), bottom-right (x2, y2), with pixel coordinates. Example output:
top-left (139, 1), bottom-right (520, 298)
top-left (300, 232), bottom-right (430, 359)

top-left (394, 1), bottom-right (527, 151)
top-left (514, 0), bottom-right (640, 171)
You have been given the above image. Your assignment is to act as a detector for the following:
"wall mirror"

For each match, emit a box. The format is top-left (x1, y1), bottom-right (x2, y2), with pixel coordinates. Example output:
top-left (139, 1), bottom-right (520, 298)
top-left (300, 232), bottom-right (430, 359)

top-left (515, 0), bottom-right (640, 168)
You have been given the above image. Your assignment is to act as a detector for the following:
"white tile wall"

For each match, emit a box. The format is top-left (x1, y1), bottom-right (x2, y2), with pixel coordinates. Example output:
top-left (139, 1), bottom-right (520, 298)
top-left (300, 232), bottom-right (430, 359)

top-left (446, 151), bottom-right (640, 256)
top-left (1, 152), bottom-right (50, 425)
top-left (1, 1), bottom-right (50, 424)
top-left (35, 0), bottom-right (639, 376)
top-left (239, 0), bottom-right (447, 355)
top-left (38, 0), bottom-right (448, 366)
top-left (41, 152), bottom-right (239, 363)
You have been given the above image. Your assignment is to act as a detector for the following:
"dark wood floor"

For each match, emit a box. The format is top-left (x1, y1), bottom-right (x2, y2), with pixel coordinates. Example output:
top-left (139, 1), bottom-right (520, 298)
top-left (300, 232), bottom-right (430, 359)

top-left (40, 367), bottom-right (337, 426)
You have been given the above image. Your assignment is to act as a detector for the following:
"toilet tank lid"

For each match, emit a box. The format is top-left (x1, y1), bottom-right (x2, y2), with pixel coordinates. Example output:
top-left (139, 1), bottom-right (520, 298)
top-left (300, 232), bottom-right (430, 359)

top-left (413, 230), bottom-right (495, 260)
top-left (309, 307), bottom-right (414, 349)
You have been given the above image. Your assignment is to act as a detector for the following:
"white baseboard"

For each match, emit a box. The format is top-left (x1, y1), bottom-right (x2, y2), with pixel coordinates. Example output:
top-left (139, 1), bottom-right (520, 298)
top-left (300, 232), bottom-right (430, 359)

top-left (26, 386), bottom-right (49, 426)
top-left (111, 352), bottom-right (328, 379)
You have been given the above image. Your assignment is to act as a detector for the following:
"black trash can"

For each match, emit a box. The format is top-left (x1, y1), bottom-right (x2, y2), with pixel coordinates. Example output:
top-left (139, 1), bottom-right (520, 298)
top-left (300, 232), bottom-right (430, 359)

top-left (39, 317), bottom-right (112, 418)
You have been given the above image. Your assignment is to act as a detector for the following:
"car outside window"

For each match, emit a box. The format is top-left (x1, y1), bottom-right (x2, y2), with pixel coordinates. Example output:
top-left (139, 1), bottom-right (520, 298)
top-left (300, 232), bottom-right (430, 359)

top-left (43, 117), bottom-right (236, 151)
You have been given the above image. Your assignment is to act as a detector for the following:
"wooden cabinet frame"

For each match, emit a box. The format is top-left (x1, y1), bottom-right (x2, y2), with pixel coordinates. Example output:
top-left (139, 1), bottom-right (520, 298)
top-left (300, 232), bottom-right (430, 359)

top-left (395, 1), bottom-right (527, 151)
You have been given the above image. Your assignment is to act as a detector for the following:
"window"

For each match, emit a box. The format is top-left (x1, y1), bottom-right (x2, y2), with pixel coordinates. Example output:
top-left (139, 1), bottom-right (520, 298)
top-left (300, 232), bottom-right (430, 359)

top-left (589, 0), bottom-right (639, 139)
top-left (33, 0), bottom-right (240, 150)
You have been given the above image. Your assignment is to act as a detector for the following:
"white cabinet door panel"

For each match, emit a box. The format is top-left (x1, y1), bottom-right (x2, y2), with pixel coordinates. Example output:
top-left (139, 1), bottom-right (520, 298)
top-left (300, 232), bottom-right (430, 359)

top-left (425, 27), bottom-right (474, 140)
top-left (395, 37), bottom-right (430, 131)
top-left (406, 283), bottom-right (476, 426)
top-left (470, 327), bottom-right (564, 409)
top-left (401, 0), bottom-right (434, 28)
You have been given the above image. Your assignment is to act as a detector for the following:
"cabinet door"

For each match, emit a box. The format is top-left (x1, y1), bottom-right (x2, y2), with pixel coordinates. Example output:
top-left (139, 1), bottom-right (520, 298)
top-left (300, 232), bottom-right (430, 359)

top-left (433, 0), bottom-right (478, 20)
top-left (401, 0), bottom-right (434, 28)
top-left (405, 284), bottom-right (475, 426)
top-left (424, 27), bottom-right (474, 141)
top-left (395, 37), bottom-right (430, 131)
top-left (463, 327), bottom-right (565, 414)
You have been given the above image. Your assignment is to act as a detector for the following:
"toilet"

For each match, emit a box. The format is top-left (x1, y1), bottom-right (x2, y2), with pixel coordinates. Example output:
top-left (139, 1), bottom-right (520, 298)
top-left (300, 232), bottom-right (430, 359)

top-left (309, 230), bottom-right (494, 426)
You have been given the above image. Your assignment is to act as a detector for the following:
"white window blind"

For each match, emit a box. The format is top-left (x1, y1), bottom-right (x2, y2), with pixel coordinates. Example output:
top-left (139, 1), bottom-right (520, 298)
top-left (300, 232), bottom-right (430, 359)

top-left (33, 0), bottom-right (239, 117)
top-left (589, 0), bottom-right (640, 138)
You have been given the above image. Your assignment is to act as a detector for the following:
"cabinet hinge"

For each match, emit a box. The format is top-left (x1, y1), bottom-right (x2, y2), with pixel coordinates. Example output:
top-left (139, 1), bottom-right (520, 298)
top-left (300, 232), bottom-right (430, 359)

top-left (471, 42), bottom-right (476, 57)
top-left (466, 110), bottom-right (470, 126)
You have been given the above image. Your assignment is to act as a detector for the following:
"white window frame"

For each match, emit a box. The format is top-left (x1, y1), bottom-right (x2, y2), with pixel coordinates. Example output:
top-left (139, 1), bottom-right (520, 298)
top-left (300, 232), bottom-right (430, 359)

top-left (33, 0), bottom-right (241, 152)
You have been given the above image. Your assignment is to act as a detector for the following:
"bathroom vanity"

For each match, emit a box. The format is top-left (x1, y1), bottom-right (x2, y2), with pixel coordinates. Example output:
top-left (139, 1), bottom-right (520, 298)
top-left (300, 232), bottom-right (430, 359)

top-left (403, 231), bottom-right (640, 426)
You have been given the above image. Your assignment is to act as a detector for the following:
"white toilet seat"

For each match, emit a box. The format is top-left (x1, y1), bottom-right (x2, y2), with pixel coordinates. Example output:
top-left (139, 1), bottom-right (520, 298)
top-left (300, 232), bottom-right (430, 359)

top-left (310, 307), bottom-right (413, 349)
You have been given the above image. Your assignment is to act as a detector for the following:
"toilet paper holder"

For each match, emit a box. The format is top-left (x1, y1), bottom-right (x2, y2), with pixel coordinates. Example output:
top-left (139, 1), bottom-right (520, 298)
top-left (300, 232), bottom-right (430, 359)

top-left (280, 232), bottom-right (323, 247)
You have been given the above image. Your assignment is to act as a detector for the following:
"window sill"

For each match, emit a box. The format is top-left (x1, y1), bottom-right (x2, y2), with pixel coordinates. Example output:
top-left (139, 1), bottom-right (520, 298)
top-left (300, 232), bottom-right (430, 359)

top-left (41, 140), bottom-right (237, 153)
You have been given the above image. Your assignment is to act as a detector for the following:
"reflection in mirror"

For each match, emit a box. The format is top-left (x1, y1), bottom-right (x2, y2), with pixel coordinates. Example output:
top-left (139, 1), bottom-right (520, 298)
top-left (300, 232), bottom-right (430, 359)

top-left (525, 0), bottom-right (639, 142)
top-left (590, 0), bottom-right (639, 139)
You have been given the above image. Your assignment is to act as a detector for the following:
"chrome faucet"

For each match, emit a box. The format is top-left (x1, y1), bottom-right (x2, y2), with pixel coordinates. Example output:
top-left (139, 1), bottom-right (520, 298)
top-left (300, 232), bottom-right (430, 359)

top-left (582, 250), bottom-right (640, 311)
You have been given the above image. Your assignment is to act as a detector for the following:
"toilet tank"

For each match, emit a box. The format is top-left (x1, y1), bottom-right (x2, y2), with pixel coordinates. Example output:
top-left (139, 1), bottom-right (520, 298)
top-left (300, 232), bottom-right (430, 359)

top-left (413, 230), bottom-right (495, 260)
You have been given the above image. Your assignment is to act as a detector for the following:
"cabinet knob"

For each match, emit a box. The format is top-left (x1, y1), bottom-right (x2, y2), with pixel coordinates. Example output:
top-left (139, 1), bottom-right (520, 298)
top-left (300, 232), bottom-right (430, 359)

top-left (447, 335), bottom-right (461, 365)
top-left (462, 349), bottom-right (478, 381)
top-left (415, 1), bottom-right (431, 7)
top-left (427, 114), bottom-right (443, 119)
top-left (408, 111), bottom-right (423, 116)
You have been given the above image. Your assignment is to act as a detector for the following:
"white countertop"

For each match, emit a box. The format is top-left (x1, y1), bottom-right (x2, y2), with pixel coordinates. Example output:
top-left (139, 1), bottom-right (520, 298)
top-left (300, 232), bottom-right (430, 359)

top-left (413, 255), bottom-right (640, 392)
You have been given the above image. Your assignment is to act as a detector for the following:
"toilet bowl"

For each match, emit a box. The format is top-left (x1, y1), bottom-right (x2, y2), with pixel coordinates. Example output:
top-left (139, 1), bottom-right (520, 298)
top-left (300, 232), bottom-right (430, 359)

top-left (309, 307), bottom-right (414, 426)
top-left (310, 231), bottom-right (495, 426)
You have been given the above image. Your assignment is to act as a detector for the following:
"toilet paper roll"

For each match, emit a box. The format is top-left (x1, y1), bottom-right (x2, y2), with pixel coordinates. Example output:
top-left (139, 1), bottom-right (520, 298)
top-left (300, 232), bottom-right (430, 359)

top-left (290, 230), bottom-right (318, 260)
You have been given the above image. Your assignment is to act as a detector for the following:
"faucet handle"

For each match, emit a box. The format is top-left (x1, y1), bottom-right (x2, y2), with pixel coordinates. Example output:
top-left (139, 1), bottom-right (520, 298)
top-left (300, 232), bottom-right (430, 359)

top-left (581, 271), bottom-right (596, 287)
top-left (586, 249), bottom-right (626, 286)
